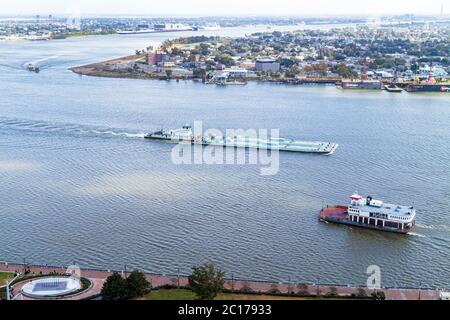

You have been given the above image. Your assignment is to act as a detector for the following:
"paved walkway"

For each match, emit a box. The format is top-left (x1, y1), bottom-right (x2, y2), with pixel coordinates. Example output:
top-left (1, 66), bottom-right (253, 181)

top-left (0, 263), bottom-right (443, 300)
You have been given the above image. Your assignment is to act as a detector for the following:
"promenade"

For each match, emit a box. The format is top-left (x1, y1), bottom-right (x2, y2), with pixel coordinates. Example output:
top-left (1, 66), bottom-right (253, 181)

top-left (0, 263), bottom-right (443, 300)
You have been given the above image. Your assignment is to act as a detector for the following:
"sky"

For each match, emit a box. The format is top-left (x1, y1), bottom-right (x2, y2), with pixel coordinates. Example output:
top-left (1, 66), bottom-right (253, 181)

top-left (1, 0), bottom-right (449, 16)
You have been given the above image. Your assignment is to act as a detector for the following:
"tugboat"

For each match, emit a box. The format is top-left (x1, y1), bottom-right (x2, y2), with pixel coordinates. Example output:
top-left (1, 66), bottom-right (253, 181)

top-left (144, 124), bottom-right (193, 142)
top-left (320, 193), bottom-right (416, 234)
top-left (27, 64), bottom-right (40, 73)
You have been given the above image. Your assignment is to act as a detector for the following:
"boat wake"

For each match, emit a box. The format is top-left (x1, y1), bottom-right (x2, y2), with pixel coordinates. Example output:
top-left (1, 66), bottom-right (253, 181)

top-left (415, 224), bottom-right (450, 232)
top-left (407, 232), bottom-right (427, 238)
top-left (22, 55), bottom-right (61, 71)
top-left (0, 63), bottom-right (23, 71)
top-left (0, 117), bottom-right (146, 140)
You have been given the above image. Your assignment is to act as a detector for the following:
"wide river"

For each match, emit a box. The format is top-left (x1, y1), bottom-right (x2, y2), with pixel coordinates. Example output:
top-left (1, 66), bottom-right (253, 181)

top-left (1, 25), bottom-right (449, 289)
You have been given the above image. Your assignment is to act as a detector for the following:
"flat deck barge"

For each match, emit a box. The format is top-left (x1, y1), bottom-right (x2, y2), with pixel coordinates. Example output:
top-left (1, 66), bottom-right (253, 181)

top-left (144, 125), bottom-right (339, 155)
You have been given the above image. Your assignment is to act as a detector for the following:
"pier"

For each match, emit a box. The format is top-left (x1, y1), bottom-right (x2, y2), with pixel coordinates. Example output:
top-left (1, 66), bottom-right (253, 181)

top-left (0, 262), bottom-right (444, 300)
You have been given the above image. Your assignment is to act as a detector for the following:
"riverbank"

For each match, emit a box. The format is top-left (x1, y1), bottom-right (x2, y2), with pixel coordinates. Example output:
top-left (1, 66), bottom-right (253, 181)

top-left (69, 54), bottom-right (343, 83)
top-left (0, 263), bottom-right (444, 300)
top-left (70, 54), bottom-right (194, 80)
top-left (69, 55), bottom-right (157, 79)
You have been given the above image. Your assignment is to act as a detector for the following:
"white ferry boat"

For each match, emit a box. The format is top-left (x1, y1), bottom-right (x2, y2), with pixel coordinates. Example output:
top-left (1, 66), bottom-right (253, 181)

top-left (320, 194), bottom-right (417, 234)
top-left (144, 125), bottom-right (339, 154)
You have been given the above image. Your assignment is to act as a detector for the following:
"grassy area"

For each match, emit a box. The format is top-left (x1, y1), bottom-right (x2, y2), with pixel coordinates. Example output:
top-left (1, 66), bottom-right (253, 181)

top-left (52, 31), bottom-right (115, 40)
top-left (138, 289), bottom-right (320, 300)
top-left (0, 272), bottom-right (15, 286)
top-left (139, 289), bottom-right (197, 300)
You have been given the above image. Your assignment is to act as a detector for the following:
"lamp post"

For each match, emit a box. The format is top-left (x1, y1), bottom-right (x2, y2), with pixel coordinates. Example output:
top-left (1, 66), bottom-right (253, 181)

top-left (231, 273), bottom-right (234, 293)
top-left (288, 276), bottom-right (291, 295)
top-left (418, 282), bottom-right (422, 301)
top-left (316, 277), bottom-right (320, 296)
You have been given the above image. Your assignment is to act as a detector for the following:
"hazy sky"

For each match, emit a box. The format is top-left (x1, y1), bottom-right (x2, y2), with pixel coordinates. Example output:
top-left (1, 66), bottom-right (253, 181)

top-left (2, 0), bottom-right (449, 16)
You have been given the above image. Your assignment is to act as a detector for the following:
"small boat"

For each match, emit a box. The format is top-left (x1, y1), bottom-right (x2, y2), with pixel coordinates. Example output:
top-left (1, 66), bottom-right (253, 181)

top-left (384, 84), bottom-right (403, 93)
top-left (27, 64), bottom-right (40, 73)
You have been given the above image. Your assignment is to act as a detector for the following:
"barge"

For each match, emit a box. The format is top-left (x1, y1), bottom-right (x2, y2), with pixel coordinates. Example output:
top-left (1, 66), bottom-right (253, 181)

top-left (320, 194), bottom-right (416, 234)
top-left (145, 125), bottom-right (339, 155)
top-left (339, 80), bottom-right (383, 90)
top-left (405, 69), bottom-right (450, 93)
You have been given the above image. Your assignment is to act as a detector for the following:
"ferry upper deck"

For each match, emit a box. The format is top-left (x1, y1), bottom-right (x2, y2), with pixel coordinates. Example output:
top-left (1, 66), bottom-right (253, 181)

top-left (348, 194), bottom-right (416, 222)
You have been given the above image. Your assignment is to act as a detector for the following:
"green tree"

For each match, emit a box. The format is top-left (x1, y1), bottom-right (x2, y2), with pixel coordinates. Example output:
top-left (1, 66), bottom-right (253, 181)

top-left (333, 63), bottom-right (358, 78)
top-left (161, 40), bottom-right (174, 51)
top-left (101, 273), bottom-right (128, 300)
top-left (126, 270), bottom-right (151, 297)
top-left (188, 263), bottom-right (225, 300)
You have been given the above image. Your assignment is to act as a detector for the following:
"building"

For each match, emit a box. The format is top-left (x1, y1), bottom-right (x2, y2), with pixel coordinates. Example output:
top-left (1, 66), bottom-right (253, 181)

top-left (223, 67), bottom-right (248, 79)
top-left (255, 58), bottom-right (280, 72)
top-left (239, 61), bottom-right (256, 70)
top-left (147, 50), bottom-right (167, 65)
top-left (374, 71), bottom-right (394, 80)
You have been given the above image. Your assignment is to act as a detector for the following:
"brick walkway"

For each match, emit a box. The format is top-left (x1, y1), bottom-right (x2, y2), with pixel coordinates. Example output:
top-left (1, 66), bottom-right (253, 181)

top-left (0, 263), bottom-right (443, 300)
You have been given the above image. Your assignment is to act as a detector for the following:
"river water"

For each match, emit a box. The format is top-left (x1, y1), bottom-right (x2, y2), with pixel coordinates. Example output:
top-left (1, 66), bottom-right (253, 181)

top-left (0, 26), bottom-right (449, 289)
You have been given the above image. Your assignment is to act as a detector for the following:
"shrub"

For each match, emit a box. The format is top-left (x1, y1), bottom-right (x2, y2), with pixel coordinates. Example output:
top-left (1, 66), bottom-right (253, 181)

top-left (188, 263), bottom-right (225, 300)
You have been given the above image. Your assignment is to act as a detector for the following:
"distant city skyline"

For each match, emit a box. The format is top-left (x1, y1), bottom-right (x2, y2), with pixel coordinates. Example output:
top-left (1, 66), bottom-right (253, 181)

top-left (2, 0), bottom-right (449, 17)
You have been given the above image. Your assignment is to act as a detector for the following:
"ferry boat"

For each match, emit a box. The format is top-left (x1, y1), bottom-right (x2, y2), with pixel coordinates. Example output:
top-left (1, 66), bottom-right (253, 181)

top-left (320, 193), bottom-right (416, 234)
top-left (144, 125), bottom-right (339, 154)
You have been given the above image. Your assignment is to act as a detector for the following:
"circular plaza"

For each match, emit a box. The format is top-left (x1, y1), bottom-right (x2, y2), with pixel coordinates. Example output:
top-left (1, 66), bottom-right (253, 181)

top-left (20, 276), bottom-right (83, 299)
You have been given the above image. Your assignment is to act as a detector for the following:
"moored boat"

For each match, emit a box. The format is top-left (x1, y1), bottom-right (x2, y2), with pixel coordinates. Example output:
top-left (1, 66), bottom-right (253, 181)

top-left (405, 83), bottom-right (450, 93)
top-left (384, 84), bottom-right (403, 93)
top-left (405, 69), bottom-right (450, 93)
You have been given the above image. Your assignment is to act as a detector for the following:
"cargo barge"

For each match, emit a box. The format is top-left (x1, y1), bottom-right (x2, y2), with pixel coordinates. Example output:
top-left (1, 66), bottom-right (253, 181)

top-left (339, 80), bottom-right (383, 90)
top-left (145, 125), bottom-right (339, 155)
top-left (320, 194), bottom-right (416, 234)
top-left (338, 63), bottom-right (382, 90)
top-left (405, 83), bottom-right (450, 93)
top-left (405, 70), bottom-right (450, 93)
